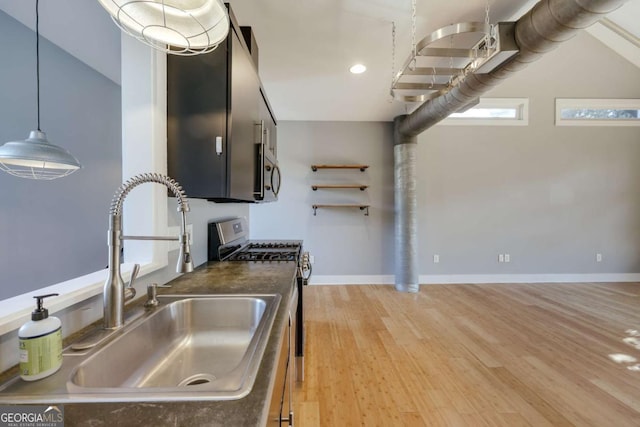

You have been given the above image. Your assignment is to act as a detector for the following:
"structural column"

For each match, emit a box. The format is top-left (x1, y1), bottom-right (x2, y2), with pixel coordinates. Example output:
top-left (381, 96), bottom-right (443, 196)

top-left (393, 116), bottom-right (419, 293)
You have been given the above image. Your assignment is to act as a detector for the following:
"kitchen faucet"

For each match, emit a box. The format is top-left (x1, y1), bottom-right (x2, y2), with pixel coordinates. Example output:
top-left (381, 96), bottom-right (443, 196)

top-left (104, 173), bottom-right (193, 330)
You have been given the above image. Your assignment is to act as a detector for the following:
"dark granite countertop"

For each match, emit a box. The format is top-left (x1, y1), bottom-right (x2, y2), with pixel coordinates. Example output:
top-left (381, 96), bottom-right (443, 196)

top-left (2, 261), bottom-right (298, 427)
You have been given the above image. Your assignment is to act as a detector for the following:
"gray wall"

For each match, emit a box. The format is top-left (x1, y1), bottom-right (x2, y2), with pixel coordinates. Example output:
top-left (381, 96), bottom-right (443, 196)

top-left (0, 5), bottom-right (248, 303)
top-left (250, 121), bottom-right (395, 276)
top-left (251, 31), bottom-right (640, 280)
top-left (421, 31), bottom-right (640, 275)
top-left (0, 11), bottom-right (121, 299)
top-left (0, 197), bottom-right (249, 371)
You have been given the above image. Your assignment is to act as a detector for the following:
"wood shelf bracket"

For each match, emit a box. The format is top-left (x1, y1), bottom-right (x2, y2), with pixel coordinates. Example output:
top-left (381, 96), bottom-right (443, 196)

top-left (311, 185), bottom-right (368, 191)
top-left (312, 204), bottom-right (370, 216)
top-left (311, 164), bottom-right (369, 172)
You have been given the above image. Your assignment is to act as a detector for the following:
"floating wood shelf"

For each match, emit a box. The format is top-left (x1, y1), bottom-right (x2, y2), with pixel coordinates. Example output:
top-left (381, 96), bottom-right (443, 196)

top-left (311, 164), bottom-right (369, 172)
top-left (311, 184), bottom-right (368, 191)
top-left (312, 204), bottom-right (370, 216)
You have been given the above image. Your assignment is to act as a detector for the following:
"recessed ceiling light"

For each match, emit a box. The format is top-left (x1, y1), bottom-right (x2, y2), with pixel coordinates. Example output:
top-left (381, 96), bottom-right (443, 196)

top-left (349, 64), bottom-right (367, 74)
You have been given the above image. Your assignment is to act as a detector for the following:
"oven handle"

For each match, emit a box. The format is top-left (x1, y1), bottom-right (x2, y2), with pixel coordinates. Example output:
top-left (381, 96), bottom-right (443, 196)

top-left (303, 263), bottom-right (312, 281)
top-left (300, 262), bottom-right (312, 281)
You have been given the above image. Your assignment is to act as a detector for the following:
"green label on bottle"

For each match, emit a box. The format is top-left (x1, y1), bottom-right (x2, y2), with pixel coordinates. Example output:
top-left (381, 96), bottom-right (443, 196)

top-left (19, 328), bottom-right (62, 377)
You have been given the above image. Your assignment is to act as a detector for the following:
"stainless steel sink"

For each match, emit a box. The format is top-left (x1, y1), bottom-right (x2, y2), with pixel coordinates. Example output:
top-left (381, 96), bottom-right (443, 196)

top-left (68, 295), bottom-right (280, 400)
top-left (0, 294), bottom-right (280, 403)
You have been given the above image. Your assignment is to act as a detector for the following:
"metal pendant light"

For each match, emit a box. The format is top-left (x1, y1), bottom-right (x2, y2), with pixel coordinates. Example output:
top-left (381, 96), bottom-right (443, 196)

top-left (0, 0), bottom-right (81, 180)
top-left (97, 0), bottom-right (230, 56)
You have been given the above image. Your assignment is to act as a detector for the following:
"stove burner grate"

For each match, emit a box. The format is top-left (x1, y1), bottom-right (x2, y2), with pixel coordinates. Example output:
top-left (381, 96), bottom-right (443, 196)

top-left (224, 241), bottom-right (302, 262)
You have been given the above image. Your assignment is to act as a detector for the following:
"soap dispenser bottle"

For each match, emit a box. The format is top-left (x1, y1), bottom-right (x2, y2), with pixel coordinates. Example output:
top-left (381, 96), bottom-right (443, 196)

top-left (18, 293), bottom-right (62, 381)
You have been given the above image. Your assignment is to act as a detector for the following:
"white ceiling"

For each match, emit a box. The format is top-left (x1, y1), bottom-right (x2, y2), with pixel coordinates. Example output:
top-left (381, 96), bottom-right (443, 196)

top-left (0, 0), bottom-right (638, 122)
top-left (607, 2), bottom-right (640, 38)
top-left (226, 0), bottom-right (539, 122)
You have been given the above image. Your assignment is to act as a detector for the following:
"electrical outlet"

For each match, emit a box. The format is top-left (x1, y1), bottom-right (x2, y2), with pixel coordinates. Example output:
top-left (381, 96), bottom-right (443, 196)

top-left (433, 254), bottom-right (440, 263)
top-left (596, 253), bottom-right (602, 262)
top-left (310, 255), bottom-right (315, 264)
top-left (498, 254), bottom-right (504, 263)
top-left (504, 253), bottom-right (510, 263)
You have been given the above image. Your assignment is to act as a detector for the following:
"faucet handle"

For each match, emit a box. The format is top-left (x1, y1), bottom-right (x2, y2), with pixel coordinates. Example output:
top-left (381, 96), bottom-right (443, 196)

top-left (124, 263), bottom-right (140, 302)
top-left (128, 264), bottom-right (140, 289)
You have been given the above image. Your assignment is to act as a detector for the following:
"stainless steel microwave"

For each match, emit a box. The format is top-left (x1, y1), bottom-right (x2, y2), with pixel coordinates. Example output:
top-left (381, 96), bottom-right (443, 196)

top-left (254, 122), bottom-right (281, 202)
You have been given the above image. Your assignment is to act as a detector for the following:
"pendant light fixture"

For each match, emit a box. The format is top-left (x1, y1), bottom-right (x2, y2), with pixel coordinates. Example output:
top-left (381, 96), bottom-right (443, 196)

top-left (97, 0), bottom-right (230, 56)
top-left (0, 0), bottom-right (81, 180)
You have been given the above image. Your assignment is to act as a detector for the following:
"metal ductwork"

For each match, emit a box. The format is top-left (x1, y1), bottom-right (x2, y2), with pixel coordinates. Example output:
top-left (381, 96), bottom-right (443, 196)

top-left (392, 0), bottom-right (629, 292)
top-left (394, 116), bottom-right (419, 293)
top-left (398, 0), bottom-right (629, 137)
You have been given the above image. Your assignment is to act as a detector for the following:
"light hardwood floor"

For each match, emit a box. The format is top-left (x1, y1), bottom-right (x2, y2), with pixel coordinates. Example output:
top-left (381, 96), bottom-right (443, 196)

top-left (294, 283), bottom-right (640, 426)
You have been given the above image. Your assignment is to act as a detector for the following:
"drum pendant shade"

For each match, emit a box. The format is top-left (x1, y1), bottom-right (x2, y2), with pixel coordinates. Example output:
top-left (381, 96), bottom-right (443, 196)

top-left (97, 0), bottom-right (230, 55)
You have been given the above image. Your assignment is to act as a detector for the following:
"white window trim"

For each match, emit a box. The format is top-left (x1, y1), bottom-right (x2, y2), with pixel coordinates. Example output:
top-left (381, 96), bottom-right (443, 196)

top-left (555, 98), bottom-right (640, 126)
top-left (438, 98), bottom-right (529, 126)
top-left (0, 38), bottom-right (170, 336)
top-left (0, 263), bottom-right (164, 336)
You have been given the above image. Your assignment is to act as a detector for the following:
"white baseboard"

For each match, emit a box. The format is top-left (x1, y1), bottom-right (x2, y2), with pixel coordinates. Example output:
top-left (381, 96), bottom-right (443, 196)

top-left (421, 273), bottom-right (640, 284)
top-left (309, 273), bottom-right (640, 286)
top-left (310, 275), bottom-right (395, 285)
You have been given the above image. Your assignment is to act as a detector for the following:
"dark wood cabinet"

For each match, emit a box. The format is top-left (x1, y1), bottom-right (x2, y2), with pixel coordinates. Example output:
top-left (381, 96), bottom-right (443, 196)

top-left (167, 7), bottom-right (272, 202)
top-left (267, 287), bottom-right (297, 426)
top-left (226, 29), bottom-right (260, 201)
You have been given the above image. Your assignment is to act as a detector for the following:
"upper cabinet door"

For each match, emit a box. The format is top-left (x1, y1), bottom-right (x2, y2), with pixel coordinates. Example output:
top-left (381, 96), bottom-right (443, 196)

top-left (167, 4), bottom-right (277, 202)
top-left (167, 41), bottom-right (229, 199)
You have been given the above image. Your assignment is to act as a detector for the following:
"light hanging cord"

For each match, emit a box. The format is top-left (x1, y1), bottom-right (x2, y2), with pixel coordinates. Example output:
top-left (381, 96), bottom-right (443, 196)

top-left (485, 0), bottom-right (497, 49)
top-left (409, 0), bottom-right (417, 70)
top-left (389, 21), bottom-right (396, 102)
top-left (0, 0), bottom-right (82, 180)
top-left (448, 34), bottom-right (455, 86)
top-left (411, 0), bottom-right (417, 57)
top-left (36, 0), bottom-right (40, 131)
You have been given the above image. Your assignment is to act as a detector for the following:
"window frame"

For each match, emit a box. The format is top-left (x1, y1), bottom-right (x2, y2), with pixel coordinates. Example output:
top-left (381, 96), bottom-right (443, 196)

top-left (555, 98), bottom-right (640, 126)
top-left (0, 40), bottom-right (170, 336)
top-left (438, 98), bottom-right (529, 126)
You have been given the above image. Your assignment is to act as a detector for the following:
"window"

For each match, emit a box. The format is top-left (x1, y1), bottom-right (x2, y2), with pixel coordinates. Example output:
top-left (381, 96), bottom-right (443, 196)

top-left (439, 98), bottom-right (529, 126)
top-left (0, 38), bottom-right (170, 338)
top-left (556, 99), bottom-right (640, 126)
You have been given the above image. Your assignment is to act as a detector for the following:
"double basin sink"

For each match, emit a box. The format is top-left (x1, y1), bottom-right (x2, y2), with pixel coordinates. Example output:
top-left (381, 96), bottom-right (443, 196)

top-left (0, 294), bottom-right (281, 402)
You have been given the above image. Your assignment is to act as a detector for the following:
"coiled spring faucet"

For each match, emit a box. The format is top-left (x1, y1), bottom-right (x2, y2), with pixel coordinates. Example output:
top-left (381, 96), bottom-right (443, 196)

top-left (104, 173), bottom-right (193, 329)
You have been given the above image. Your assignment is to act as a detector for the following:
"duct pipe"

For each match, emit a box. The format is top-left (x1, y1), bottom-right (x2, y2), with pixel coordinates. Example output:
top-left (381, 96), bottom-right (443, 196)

top-left (398, 0), bottom-right (629, 137)
top-left (391, 0), bottom-right (627, 292)
top-left (394, 116), bottom-right (419, 293)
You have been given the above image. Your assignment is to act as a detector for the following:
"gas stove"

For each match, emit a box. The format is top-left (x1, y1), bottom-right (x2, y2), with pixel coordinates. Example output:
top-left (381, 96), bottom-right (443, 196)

top-left (207, 218), bottom-right (311, 382)
top-left (225, 241), bottom-right (302, 262)
top-left (207, 218), bottom-right (303, 262)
